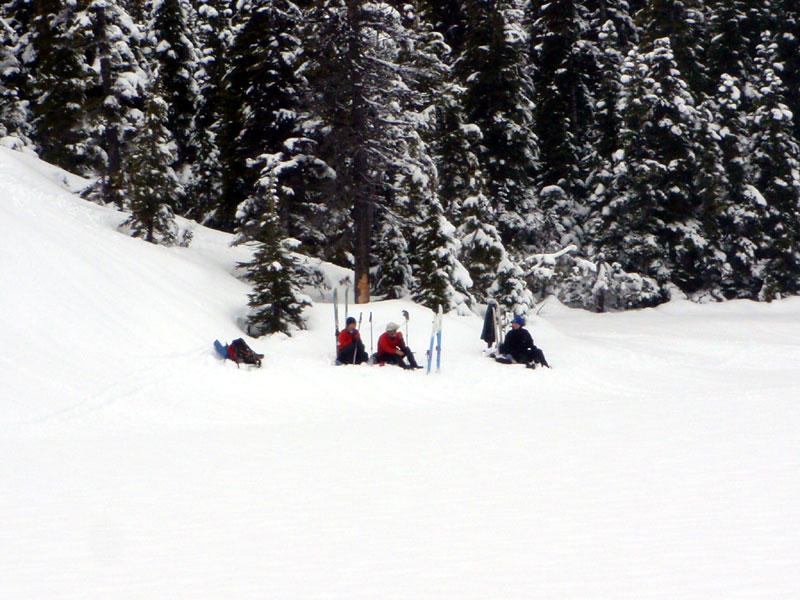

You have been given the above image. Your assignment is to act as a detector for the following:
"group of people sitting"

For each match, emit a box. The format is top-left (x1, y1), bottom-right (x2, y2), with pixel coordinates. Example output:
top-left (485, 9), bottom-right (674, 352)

top-left (336, 318), bottom-right (422, 369)
top-left (336, 314), bottom-right (549, 369)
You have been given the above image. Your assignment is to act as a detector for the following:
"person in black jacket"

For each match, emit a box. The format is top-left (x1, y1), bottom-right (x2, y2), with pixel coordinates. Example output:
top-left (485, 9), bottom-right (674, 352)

top-left (498, 315), bottom-right (550, 368)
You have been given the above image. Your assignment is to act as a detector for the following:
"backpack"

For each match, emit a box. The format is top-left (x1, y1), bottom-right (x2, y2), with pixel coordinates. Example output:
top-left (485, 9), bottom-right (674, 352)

top-left (227, 338), bottom-right (263, 367)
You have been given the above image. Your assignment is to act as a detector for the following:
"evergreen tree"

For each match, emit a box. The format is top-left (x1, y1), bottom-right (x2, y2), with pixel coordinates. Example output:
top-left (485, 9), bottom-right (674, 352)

top-left (208, 0), bottom-right (303, 234)
top-left (417, 0), bottom-right (466, 57)
top-left (411, 198), bottom-right (473, 312)
top-left (147, 0), bottom-right (201, 212)
top-left (588, 3), bottom-right (637, 162)
top-left (455, 0), bottom-right (538, 247)
top-left (636, 0), bottom-right (711, 95)
top-left (489, 251), bottom-right (534, 316)
top-left (748, 33), bottom-right (800, 299)
top-left (21, 0), bottom-right (93, 172)
top-left (186, 0), bottom-right (231, 222)
top-left (456, 183), bottom-right (506, 301)
top-left (78, 0), bottom-right (147, 207)
top-left (373, 206), bottom-right (414, 299)
top-left (599, 38), bottom-right (725, 293)
top-left (236, 153), bottom-right (311, 335)
top-left (773, 0), bottom-right (800, 143)
top-left (0, 2), bottom-right (32, 145)
top-left (706, 0), bottom-right (760, 85)
top-left (302, 0), bottom-right (445, 303)
top-left (529, 0), bottom-right (596, 209)
top-left (583, 15), bottom-right (634, 259)
top-left (120, 84), bottom-right (181, 245)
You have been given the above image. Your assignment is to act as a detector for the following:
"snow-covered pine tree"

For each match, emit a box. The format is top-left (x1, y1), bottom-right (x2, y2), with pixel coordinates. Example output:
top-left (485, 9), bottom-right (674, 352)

top-left (425, 91), bottom-right (506, 302)
top-left (185, 0), bottom-right (231, 223)
top-left (120, 80), bottom-right (181, 245)
top-left (454, 0), bottom-right (538, 248)
top-left (209, 0), bottom-right (303, 232)
top-left (528, 0), bottom-right (596, 233)
top-left (488, 250), bottom-right (534, 317)
top-left (599, 38), bottom-right (724, 294)
top-left (301, 0), bottom-right (448, 304)
top-left (19, 0), bottom-right (92, 172)
top-left (0, 3), bottom-right (32, 146)
top-left (235, 153), bottom-right (311, 335)
top-left (147, 0), bottom-right (201, 213)
top-left (77, 0), bottom-right (147, 208)
top-left (583, 15), bottom-right (634, 263)
top-left (587, 2), bottom-right (637, 163)
top-left (748, 33), bottom-right (800, 300)
top-left (411, 1), bottom-right (506, 302)
top-left (410, 197), bottom-right (473, 313)
top-left (373, 203), bottom-right (414, 300)
top-left (416, 0), bottom-right (466, 58)
top-left (773, 0), bottom-right (800, 143)
top-left (706, 0), bottom-right (760, 86)
top-left (636, 0), bottom-right (711, 96)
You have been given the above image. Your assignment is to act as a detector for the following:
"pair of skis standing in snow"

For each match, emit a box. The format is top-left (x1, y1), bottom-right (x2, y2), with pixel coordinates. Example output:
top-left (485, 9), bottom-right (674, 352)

top-left (334, 288), bottom-right (442, 373)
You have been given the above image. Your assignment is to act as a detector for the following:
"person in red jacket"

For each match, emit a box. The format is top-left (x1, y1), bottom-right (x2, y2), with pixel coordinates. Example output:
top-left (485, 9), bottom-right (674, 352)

top-left (376, 322), bottom-right (421, 369)
top-left (337, 316), bottom-right (368, 364)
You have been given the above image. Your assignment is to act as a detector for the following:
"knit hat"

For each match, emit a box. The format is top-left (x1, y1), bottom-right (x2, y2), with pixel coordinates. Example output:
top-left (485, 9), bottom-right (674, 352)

top-left (346, 316), bottom-right (356, 326)
top-left (513, 315), bottom-right (525, 326)
top-left (386, 322), bottom-right (400, 332)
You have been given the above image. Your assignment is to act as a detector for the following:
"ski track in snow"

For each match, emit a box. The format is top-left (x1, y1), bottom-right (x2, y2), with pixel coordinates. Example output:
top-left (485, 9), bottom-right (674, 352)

top-left (2, 147), bottom-right (800, 598)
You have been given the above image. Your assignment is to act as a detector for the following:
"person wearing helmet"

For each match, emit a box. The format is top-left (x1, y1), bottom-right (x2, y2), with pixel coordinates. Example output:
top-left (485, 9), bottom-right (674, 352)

top-left (337, 316), bottom-right (369, 364)
top-left (498, 315), bottom-right (550, 368)
top-left (376, 322), bottom-right (422, 369)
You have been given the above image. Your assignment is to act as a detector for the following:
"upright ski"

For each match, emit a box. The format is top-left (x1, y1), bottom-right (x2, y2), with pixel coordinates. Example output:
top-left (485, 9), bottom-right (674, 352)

top-left (426, 309), bottom-right (437, 374)
top-left (427, 305), bottom-right (443, 374)
top-left (435, 304), bottom-right (443, 372)
top-left (333, 288), bottom-right (340, 356)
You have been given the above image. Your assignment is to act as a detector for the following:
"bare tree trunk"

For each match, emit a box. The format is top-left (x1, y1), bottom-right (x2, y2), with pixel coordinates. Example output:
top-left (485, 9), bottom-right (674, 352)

top-left (354, 151), bottom-right (373, 304)
top-left (347, 0), bottom-right (371, 304)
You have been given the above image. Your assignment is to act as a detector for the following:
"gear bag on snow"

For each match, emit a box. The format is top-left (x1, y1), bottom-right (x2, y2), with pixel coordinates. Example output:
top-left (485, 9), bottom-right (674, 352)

top-left (226, 338), bottom-right (263, 367)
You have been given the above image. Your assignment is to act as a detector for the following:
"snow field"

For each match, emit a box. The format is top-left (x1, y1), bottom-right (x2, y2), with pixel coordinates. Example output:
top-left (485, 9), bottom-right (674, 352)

top-left (2, 147), bottom-right (800, 598)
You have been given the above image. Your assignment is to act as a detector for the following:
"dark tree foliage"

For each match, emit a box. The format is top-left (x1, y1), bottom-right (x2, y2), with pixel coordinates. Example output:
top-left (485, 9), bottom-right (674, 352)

top-left (455, 0), bottom-right (538, 248)
top-left (748, 34), bottom-right (800, 299)
top-left (121, 89), bottom-right (180, 245)
top-left (24, 0), bottom-right (92, 173)
top-left (209, 0), bottom-right (303, 232)
top-left (636, 0), bottom-right (711, 95)
top-left (7, 0), bottom-right (800, 314)
top-left (148, 0), bottom-right (200, 201)
top-left (0, 0), bottom-right (33, 144)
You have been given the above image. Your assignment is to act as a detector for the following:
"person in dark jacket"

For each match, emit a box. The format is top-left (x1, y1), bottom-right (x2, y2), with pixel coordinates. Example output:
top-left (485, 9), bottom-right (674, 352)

top-left (337, 316), bottom-right (369, 364)
top-left (498, 315), bottom-right (550, 368)
top-left (375, 322), bottom-right (422, 369)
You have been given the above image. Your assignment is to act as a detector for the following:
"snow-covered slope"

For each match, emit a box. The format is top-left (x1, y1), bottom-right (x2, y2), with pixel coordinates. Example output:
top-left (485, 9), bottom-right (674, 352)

top-left (2, 146), bottom-right (800, 598)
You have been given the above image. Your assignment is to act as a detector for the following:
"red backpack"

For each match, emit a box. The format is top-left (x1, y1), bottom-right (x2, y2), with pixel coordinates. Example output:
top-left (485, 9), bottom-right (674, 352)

top-left (227, 338), bottom-right (263, 367)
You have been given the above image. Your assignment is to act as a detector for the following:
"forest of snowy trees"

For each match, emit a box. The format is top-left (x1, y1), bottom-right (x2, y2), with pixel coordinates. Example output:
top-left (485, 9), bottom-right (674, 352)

top-left (2, 0), bottom-right (799, 332)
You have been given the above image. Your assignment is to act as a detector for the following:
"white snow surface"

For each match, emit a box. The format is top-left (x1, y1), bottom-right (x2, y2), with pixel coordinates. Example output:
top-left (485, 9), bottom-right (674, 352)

top-left (2, 146), bottom-right (800, 598)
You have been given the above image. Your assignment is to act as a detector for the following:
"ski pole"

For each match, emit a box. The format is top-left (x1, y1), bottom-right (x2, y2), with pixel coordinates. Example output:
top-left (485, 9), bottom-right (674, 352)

top-left (369, 311), bottom-right (373, 353)
top-left (352, 312), bottom-right (363, 364)
top-left (402, 309), bottom-right (410, 344)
